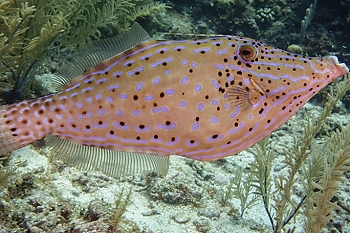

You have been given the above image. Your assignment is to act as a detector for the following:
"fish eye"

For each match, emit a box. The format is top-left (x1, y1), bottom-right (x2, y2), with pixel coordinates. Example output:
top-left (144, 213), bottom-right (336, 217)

top-left (239, 45), bottom-right (257, 61)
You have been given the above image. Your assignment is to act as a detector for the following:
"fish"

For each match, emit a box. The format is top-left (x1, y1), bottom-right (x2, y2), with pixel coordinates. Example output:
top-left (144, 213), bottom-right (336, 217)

top-left (0, 23), bottom-right (348, 177)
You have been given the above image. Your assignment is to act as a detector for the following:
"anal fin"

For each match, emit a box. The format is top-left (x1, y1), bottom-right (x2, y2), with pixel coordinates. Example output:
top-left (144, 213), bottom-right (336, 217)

top-left (45, 134), bottom-right (169, 178)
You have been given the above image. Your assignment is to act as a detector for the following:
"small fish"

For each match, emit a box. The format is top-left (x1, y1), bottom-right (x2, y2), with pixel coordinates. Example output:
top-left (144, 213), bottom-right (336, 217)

top-left (0, 23), bottom-right (348, 177)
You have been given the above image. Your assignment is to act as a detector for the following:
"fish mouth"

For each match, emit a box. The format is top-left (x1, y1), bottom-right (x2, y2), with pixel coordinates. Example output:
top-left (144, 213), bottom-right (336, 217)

top-left (325, 56), bottom-right (349, 76)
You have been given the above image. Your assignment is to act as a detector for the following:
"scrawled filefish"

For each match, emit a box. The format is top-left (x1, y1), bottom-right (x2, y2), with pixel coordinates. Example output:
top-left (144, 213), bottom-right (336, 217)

top-left (0, 23), bottom-right (348, 177)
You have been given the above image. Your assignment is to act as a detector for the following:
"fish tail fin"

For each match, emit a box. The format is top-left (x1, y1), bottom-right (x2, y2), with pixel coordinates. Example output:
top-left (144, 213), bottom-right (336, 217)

top-left (0, 99), bottom-right (52, 156)
top-left (0, 105), bottom-right (24, 155)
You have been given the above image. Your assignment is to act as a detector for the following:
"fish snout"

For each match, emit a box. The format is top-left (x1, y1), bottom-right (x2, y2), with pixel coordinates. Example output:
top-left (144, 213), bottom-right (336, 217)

top-left (325, 56), bottom-right (349, 78)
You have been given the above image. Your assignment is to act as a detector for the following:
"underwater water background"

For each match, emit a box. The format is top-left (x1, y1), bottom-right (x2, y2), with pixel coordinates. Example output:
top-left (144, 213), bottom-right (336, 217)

top-left (1, 0), bottom-right (350, 232)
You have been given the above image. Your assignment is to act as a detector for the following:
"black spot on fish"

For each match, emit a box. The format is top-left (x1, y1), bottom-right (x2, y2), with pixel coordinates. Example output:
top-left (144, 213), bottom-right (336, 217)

top-left (218, 87), bottom-right (225, 93)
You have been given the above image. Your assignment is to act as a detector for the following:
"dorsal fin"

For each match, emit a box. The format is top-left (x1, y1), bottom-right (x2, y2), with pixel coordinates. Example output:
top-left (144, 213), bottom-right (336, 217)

top-left (46, 135), bottom-right (170, 178)
top-left (53, 23), bottom-right (152, 91)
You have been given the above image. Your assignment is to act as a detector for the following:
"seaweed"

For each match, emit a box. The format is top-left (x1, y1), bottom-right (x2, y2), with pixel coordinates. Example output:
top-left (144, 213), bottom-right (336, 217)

top-left (0, 0), bottom-right (170, 104)
top-left (303, 122), bottom-right (350, 232)
top-left (239, 73), bottom-right (350, 232)
top-left (119, 0), bottom-right (170, 30)
top-left (0, 154), bottom-right (14, 191)
top-left (218, 167), bottom-right (259, 217)
top-left (108, 187), bottom-right (133, 231)
top-left (231, 167), bottom-right (259, 217)
top-left (0, 0), bottom-right (102, 102)
top-left (218, 178), bottom-right (234, 206)
top-left (0, 166), bottom-right (14, 190)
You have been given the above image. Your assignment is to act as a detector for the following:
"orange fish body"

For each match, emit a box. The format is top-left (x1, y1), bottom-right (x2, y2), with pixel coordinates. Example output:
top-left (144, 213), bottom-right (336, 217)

top-left (0, 24), bottom-right (348, 176)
